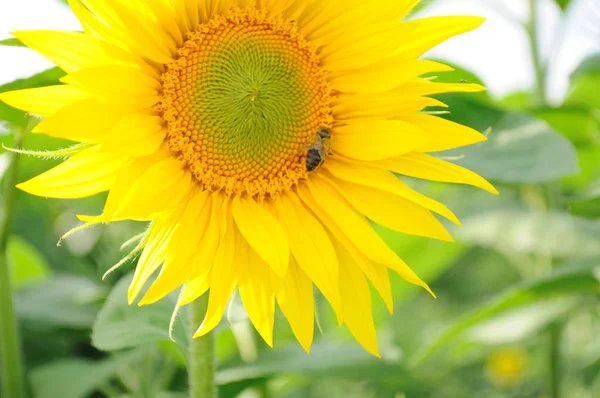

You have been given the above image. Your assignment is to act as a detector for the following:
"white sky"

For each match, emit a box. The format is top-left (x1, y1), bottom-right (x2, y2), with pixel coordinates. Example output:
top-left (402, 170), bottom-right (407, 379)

top-left (0, 0), bottom-right (599, 104)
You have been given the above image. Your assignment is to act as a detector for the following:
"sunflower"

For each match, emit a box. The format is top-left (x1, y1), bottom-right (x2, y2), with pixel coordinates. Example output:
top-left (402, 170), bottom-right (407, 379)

top-left (1, 0), bottom-right (496, 356)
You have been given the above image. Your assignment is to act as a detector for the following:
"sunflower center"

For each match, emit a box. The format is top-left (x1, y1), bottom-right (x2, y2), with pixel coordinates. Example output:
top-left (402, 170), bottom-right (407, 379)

top-left (156, 7), bottom-right (333, 198)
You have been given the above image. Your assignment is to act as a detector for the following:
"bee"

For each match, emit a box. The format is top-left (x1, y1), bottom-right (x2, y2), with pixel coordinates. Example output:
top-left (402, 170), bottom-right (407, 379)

top-left (304, 127), bottom-right (332, 172)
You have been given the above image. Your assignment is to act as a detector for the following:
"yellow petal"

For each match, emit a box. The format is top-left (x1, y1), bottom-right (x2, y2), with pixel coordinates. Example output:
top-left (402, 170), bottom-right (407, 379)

top-left (102, 151), bottom-right (168, 219)
top-left (338, 252), bottom-right (380, 357)
top-left (194, 202), bottom-right (238, 337)
top-left (239, 245), bottom-right (276, 347)
top-left (320, 22), bottom-right (416, 71)
top-left (257, 0), bottom-right (296, 17)
top-left (214, 0), bottom-right (236, 15)
top-left (32, 98), bottom-right (126, 143)
top-left (333, 93), bottom-right (446, 121)
top-left (374, 152), bottom-right (498, 194)
top-left (302, 0), bottom-right (411, 44)
top-left (105, 154), bottom-right (192, 221)
top-left (275, 193), bottom-right (341, 321)
top-left (145, 0), bottom-right (184, 48)
top-left (179, 270), bottom-right (211, 307)
top-left (128, 208), bottom-right (184, 303)
top-left (139, 190), bottom-right (212, 305)
top-left (282, 0), bottom-right (311, 20)
top-left (177, 195), bottom-right (223, 306)
top-left (99, 0), bottom-right (178, 64)
top-left (397, 114), bottom-right (488, 152)
top-left (326, 158), bottom-right (461, 226)
top-left (393, 16), bottom-right (485, 58)
top-left (16, 145), bottom-right (123, 199)
top-left (276, 257), bottom-right (314, 353)
top-left (61, 65), bottom-right (161, 111)
top-left (102, 113), bottom-right (166, 157)
top-left (12, 30), bottom-right (107, 73)
top-left (331, 236), bottom-right (393, 314)
top-left (333, 120), bottom-right (430, 161)
top-left (0, 85), bottom-right (88, 117)
top-left (173, 0), bottom-right (199, 32)
top-left (187, 192), bottom-right (222, 281)
top-left (232, 197), bottom-right (290, 279)
top-left (67, 0), bottom-right (131, 50)
top-left (326, 174), bottom-right (453, 242)
top-left (395, 79), bottom-right (486, 96)
top-left (331, 59), bottom-right (453, 94)
top-left (297, 177), bottom-right (433, 296)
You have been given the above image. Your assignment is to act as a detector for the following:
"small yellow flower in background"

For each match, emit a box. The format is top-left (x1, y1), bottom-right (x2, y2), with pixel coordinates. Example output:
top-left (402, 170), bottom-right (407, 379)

top-left (485, 347), bottom-right (529, 387)
top-left (0, 0), bottom-right (497, 355)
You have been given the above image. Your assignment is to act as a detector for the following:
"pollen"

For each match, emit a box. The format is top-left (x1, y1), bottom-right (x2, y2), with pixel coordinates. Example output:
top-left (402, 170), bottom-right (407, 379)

top-left (156, 6), bottom-right (333, 198)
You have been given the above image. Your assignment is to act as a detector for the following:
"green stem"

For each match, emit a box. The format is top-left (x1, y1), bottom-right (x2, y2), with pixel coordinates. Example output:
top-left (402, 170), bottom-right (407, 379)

top-left (527, 0), bottom-right (547, 106)
top-left (188, 295), bottom-right (216, 398)
top-left (525, 2), bottom-right (563, 388)
top-left (0, 120), bottom-right (27, 398)
top-left (549, 323), bottom-right (562, 398)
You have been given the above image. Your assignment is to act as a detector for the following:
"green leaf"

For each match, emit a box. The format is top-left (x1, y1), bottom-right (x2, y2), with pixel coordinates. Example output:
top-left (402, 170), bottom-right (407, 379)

top-left (29, 349), bottom-right (145, 398)
top-left (411, 259), bottom-right (600, 365)
top-left (0, 37), bottom-right (24, 47)
top-left (570, 196), bottom-right (600, 219)
top-left (567, 54), bottom-right (600, 109)
top-left (8, 235), bottom-right (51, 288)
top-left (91, 273), bottom-right (189, 352)
top-left (499, 91), bottom-right (533, 110)
top-left (0, 67), bottom-right (66, 126)
top-left (570, 54), bottom-right (600, 81)
top-left (458, 210), bottom-right (600, 257)
top-left (218, 343), bottom-right (410, 385)
top-left (452, 112), bottom-right (580, 183)
top-left (569, 184), bottom-right (600, 219)
top-left (15, 275), bottom-right (104, 328)
top-left (562, 146), bottom-right (600, 191)
top-left (466, 298), bottom-right (578, 345)
top-left (554, 0), bottom-right (572, 11)
top-left (534, 106), bottom-right (599, 147)
top-left (407, 0), bottom-right (437, 16)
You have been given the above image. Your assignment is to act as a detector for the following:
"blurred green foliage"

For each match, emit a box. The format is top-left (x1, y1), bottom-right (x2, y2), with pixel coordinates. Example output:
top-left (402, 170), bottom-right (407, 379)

top-left (1, 0), bottom-right (599, 397)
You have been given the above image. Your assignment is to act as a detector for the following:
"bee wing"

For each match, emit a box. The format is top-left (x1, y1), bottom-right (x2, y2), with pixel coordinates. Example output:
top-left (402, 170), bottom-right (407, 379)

top-left (323, 137), bottom-right (332, 155)
top-left (297, 134), bottom-right (320, 153)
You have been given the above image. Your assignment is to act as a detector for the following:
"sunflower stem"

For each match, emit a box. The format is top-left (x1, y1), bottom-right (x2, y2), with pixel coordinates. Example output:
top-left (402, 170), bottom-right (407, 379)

top-left (0, 118), bottom-right (29, 398)
top-left (188, 295), bottom-right (216, 398)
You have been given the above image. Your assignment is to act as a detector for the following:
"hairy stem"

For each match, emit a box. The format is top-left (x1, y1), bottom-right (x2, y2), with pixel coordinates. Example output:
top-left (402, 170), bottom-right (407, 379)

top-left (0, 119), bottom-right (28, 398)
top-left (188, 295), bottom-right (216, 398)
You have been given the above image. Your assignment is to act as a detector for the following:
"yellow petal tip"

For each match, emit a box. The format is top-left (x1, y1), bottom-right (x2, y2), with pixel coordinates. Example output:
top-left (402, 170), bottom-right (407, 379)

top-left (370, 348), bottom-right (382, 358)
top-left (193, 328), bottom-right (208, 339)
top-left (426, 285), bottom-right (437, 299)
top-left (137, 297), bottom-right (151, 306)
top-left (299, 342), bottom-right (312, 354)
top-left (127, 288), bottom-right (138, 306)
